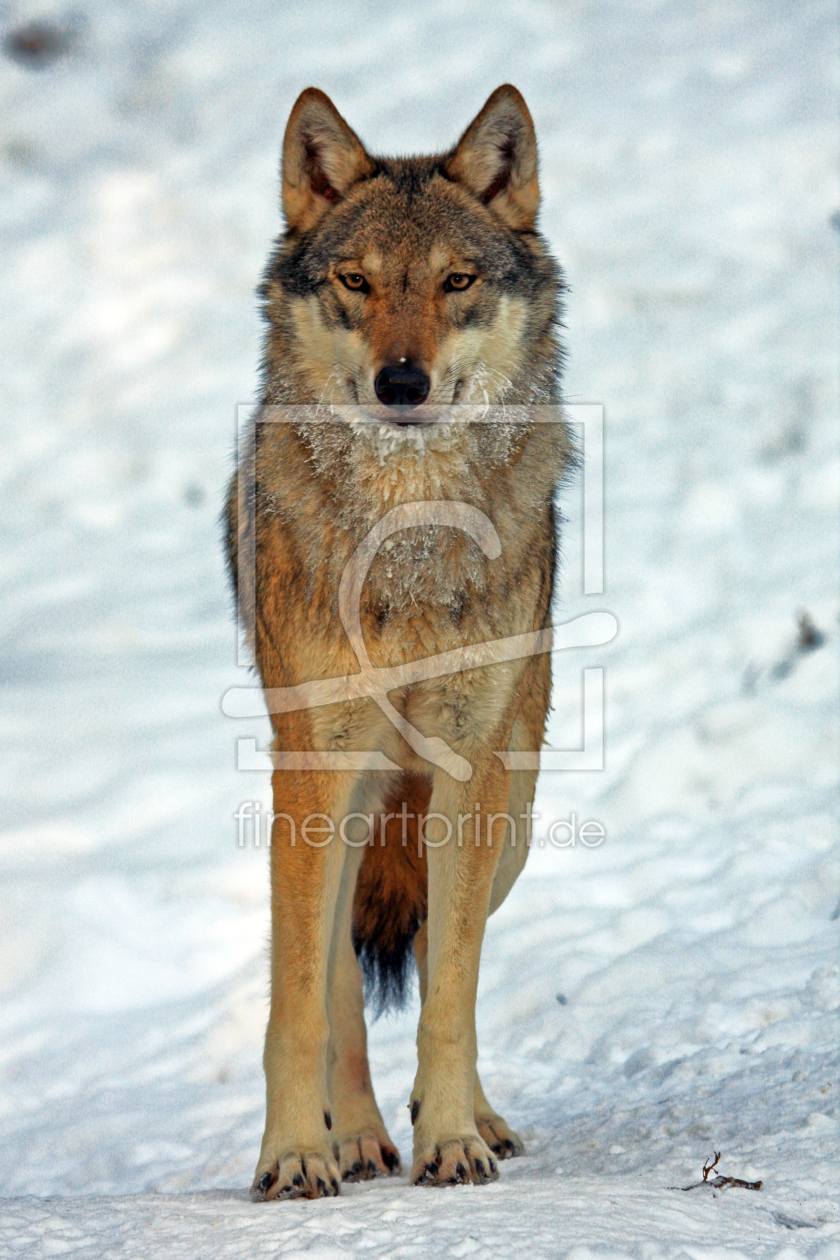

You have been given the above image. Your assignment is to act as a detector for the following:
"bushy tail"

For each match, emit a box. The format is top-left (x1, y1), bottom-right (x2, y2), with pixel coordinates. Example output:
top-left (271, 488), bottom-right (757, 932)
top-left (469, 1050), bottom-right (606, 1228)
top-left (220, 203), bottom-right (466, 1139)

top-left (351, 772), bottom-right (431, 1015)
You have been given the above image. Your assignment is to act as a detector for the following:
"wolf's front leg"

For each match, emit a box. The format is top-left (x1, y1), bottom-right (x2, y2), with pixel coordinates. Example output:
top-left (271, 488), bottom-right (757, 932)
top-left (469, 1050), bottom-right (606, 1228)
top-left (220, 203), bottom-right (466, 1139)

top-left (251, 769), bottom-right (353, 1201)
top-left (413, 920), bottom-right (525, 1162)
top-left (409, 751), bottom-right (509, 1186)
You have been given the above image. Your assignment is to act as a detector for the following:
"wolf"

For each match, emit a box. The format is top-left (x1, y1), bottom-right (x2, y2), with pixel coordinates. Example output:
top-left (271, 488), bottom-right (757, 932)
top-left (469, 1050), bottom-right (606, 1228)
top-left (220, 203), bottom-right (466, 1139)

top-left (225, 83), bottom-right (572, 1198)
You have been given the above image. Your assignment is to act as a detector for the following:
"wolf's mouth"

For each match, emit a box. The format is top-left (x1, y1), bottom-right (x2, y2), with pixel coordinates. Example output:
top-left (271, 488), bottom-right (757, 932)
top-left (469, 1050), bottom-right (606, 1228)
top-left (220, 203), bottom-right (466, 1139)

top-left (365, 405), bottom-right (436, 427)
top-left (342, 373), bottom-right (472, 425)
top-left (344, 379), bottom-right (433, 425)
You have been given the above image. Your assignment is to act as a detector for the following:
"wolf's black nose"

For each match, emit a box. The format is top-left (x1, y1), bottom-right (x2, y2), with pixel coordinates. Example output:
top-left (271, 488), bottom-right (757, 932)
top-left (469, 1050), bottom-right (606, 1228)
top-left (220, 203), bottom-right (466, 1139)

top-left (374, 364), bottom-right (430, 406)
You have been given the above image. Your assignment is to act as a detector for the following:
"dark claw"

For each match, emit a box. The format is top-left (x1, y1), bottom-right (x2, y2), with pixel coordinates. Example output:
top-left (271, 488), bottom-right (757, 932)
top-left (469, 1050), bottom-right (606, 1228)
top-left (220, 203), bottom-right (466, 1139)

top-left (315, 1177), bottom-right (327, 1195)
top-left (250, 1169), bottom-right (278, 1201)
top-left (455, 1161), bottom-right (469, 1182)
top-left (343, 1160), bottom-right (363, 1182)
top-left (292, 1173), bottom-right (304, 1189)
top-left (366, 1159), bottom-right (377, 1177)
top-left (489, 1158), bottom-right (498, 1175)
top-left (504, 1140), bottom-right (514, 1155)
top-left (474, 1160), bottom-right (487, 1180)
top-left (330, 1177), bottom-right (340, 1196)
top-left (384, 1149), bottom-right (401, 1172)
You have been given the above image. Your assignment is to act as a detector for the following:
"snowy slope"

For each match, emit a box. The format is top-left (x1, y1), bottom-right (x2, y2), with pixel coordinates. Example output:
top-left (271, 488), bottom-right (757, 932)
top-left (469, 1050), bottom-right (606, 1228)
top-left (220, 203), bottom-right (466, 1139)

top-left (0, 0), bottom-right (838, 1255)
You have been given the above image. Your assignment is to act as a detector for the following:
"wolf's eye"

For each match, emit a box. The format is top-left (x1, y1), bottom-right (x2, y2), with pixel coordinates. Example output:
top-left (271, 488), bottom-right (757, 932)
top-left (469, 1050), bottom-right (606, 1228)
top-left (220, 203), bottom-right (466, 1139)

top-left (340, 273), bottom-right (369, 293)
top-left (443, 273), bottom-right (476, 293)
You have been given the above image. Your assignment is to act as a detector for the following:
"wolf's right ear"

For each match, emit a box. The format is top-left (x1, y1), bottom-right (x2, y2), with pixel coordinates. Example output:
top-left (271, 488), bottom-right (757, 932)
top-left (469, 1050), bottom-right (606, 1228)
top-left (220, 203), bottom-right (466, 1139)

top-left (281, 88), bottom-right (375, 232)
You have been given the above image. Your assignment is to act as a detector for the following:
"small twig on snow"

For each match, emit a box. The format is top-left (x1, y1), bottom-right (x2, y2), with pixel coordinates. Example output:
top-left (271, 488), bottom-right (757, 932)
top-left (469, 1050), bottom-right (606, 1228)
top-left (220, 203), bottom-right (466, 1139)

top-left (670, 1152), bottom-right (763, 1193)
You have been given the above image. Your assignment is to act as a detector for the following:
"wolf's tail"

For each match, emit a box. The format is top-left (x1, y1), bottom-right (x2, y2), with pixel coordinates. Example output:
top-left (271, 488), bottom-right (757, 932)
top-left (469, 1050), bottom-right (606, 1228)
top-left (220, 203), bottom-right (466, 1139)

top-left (351, 771), bottom-right (431, 1014)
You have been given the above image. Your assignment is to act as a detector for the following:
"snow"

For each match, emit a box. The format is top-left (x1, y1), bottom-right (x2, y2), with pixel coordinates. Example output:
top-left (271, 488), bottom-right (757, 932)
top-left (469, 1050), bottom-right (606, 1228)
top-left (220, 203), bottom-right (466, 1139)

top-left (1, 0), bottom-right (838, 1255)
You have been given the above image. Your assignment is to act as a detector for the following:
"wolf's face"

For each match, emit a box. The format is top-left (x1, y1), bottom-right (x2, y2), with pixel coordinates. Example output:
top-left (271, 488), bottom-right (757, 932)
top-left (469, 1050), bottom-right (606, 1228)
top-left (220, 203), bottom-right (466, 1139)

top-left (261, 86), bottom-right (563, 422)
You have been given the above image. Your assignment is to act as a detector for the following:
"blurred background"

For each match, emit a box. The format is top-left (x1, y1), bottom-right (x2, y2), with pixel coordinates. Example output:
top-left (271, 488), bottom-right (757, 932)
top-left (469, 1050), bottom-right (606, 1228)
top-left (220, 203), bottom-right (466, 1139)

top-left (0, 0), bottom-right (837, 1246)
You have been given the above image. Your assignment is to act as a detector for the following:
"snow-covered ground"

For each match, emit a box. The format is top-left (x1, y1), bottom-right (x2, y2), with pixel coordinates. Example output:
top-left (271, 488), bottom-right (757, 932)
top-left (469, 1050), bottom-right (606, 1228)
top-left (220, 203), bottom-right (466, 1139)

top-left (1, 0), bottom-right (838, 1255)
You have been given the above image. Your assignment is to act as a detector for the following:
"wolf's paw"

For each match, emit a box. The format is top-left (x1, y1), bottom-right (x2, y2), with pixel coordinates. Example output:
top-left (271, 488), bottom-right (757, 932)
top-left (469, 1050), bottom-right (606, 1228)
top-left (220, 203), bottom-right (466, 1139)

top-left (476, 1112), bottom-right (525, 1160)
top-left (250, 1147), bottom-right (341, 1201)
top-left (411, 1134), bottom-right (499, 1187)
top-left (334, 1131), bottom-right (401, 1181)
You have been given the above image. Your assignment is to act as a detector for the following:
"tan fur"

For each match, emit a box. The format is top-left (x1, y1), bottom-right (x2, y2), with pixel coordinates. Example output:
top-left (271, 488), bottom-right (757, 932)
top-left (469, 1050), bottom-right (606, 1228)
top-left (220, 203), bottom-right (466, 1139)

top-left (444, 84), bottom-right (540, 231)
top-left (281, 88), bottom-right (376, 232)
top-left (226, 84), bottom-right (571, 1198)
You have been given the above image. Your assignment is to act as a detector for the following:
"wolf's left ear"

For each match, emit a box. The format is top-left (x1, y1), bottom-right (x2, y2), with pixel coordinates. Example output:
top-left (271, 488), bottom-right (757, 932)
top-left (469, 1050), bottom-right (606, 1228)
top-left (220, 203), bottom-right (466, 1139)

top-left (445, 85), bottom-right (539, 231)
top-left (281, 88), bottom-right (375, 231)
